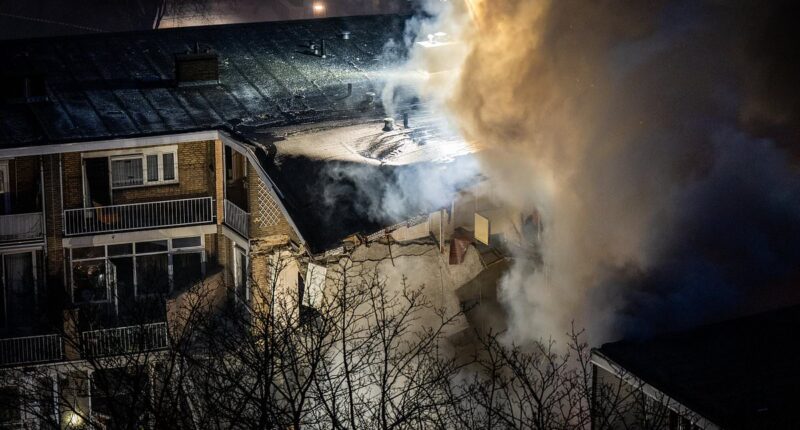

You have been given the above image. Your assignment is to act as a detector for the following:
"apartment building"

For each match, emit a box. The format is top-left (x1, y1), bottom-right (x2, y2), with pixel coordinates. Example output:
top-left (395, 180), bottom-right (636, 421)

top-left (0, 14), bottom-right (407, 427)
top-left (0, 12), bottom-right (527, 427)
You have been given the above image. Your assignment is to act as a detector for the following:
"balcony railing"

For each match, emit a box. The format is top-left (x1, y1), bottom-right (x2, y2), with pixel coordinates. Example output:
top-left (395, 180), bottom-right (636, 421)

top-left (224, 199), bottom-right (250, 237)
top-left (0, 334), bottom-right (63, 366)
top-left (81, 322), bottom-right (169, 358)
top-left (0, 212), bottom-right (44, 242)
top-left (63, 197), bottom-right (214, 236)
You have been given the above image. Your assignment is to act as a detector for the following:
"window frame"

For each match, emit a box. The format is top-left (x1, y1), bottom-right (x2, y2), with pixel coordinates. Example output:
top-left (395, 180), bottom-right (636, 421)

top-left (108, 148), bottom-right (179, 190)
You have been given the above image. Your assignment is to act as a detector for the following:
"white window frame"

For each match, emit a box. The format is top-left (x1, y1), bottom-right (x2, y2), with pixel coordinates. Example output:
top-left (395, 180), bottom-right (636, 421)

top-left (107, 148), bottom-right (179, 190)
top-left (69, 236), bottom-right (205, 304)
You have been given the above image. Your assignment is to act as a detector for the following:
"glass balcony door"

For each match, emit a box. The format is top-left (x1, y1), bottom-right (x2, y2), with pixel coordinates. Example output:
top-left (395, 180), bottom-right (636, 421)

top-left (1, 251), bottom-right (36, 329)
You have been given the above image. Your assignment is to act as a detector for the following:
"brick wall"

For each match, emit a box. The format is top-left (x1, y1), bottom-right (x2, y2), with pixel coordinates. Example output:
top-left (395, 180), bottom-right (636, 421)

top-left (61, 141), bottom-right (215, 209)
top-left (61, 152), bottom-right (83, 210)
top-left (3, 156), bottom-right (40, 213)
top-left (113, 141), bottom-right (214, 204)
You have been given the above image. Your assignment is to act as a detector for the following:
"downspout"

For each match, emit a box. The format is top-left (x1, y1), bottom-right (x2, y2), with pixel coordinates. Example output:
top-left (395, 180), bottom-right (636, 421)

top-left (39, 156), bottom-right (47, 259)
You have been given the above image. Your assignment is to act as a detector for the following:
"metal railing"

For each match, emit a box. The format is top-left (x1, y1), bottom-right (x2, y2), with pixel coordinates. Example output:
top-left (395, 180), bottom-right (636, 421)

top-left (63, 197), bottom-right (214, 236)
top-left (224, 199), bottom-right (250, 237)
top-left (0, 212), bottom-right (44, 242)
top-left (0, 334), bottom-right (63, 366)
top-left (81, 322), bottom-right (169, 358)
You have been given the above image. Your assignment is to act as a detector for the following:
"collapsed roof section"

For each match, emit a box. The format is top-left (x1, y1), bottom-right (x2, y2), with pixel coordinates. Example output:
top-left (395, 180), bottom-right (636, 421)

top-left (241, 117), bottom-right (480, 254)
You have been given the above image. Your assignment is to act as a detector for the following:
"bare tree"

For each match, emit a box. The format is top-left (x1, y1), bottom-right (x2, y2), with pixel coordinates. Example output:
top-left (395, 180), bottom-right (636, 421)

top-left (2, 249), bottom-right (684, 430)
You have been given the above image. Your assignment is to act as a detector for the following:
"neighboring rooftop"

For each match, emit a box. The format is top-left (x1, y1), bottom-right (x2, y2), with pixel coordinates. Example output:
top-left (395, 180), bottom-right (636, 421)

top-left (0, 14), bottom-right (408, 147)
top-left (596, 305), bottom-right (800, 430)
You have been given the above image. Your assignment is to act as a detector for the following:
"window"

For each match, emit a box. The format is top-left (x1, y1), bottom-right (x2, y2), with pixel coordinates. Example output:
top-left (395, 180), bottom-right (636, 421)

top-left (172, 236), bottom-right (201, 249)
top-left (111, 157), bottom-right (144, 187)
top-left (70, 237), bottom-right (204, 302)
top-left (109, 148), bottom-right (178, 189)
top-left (137, 254), bottom-right (169, 296)
top-left (146, 155), bottom-right (159, 182)
top-left (162, 153), bottom-right (176, 181)
top-left (73, 260), bottom-right (108, 303)
top-left (173, 252), bottom-right (203, 292)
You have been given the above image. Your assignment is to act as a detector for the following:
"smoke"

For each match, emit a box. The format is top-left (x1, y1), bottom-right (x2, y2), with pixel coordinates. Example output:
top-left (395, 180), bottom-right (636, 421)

top-left (318, 156), bottom-right (480, 225)
top-left (404, 0), bottom-right (800, 343)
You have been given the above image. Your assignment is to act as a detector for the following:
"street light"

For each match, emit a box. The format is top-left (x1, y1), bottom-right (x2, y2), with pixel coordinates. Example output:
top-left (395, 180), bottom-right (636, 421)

top-left (312, 2), bottom-right (326, 17)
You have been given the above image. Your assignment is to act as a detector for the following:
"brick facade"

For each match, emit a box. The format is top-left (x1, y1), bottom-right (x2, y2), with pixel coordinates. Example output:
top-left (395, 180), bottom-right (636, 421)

top-left (247, 165), bottom-right (297, 242)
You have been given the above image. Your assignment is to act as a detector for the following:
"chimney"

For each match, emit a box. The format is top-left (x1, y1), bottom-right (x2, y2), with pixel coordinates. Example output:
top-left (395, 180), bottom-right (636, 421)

top-left (175, 44), bottom-right (219, 86)
top-left (383, 118), bottom-right (396, 132)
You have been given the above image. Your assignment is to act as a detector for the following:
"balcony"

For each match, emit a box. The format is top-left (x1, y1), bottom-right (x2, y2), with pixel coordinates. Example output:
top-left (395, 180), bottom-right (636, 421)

top-left (224, 199), bottom-right (250, 237)
top-left (0, 333), bottom-right (63, 366)
top-left (63, 197), bottom-right (214, 236)
top-left (81, 322), bottom-right (169, 358)
top-left (0, 212), bottom-right (44, 243)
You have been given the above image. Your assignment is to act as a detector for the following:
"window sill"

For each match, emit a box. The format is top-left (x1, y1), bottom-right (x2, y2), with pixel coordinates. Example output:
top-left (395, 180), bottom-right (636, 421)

top-left (111, 180), bottom-right (179, 190)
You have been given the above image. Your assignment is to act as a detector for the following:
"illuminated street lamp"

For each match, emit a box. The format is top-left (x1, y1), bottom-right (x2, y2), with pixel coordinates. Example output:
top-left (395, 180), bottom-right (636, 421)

top-left (312, 2), bottom-right (326, 17)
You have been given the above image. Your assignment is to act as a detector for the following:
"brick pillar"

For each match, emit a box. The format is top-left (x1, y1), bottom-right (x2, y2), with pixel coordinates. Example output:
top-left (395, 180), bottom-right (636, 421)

top-left (214, 139), bottom-right (225, 225)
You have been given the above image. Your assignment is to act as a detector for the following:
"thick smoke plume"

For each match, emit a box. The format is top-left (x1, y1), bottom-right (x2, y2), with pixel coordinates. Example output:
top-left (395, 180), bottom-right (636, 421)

top-left (414, 0), bottom-right (800, 342)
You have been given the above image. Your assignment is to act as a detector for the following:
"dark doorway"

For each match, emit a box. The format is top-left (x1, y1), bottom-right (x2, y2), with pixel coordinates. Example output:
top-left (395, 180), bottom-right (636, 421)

top-left (84, 157), bottom-right (111, 206)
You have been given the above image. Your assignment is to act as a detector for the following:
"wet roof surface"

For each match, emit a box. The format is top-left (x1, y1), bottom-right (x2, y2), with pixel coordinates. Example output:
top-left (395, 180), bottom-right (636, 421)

top-left (0, 14), bottom-right (408, 147)
top-left (598, 305), bottom-right (800, 429)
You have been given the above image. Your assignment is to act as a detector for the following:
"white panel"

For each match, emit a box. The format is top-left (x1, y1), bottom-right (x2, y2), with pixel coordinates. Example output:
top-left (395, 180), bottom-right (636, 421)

top-left (304, 263), bottom-right (327, 307)
top-left (475, 213), bottom-right (490, 245)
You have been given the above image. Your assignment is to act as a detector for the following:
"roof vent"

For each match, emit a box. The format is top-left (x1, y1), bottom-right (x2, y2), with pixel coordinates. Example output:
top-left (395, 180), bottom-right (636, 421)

top-left (175, 43), bottom-right (219, 86)
top-left (340, 31), bottom-right (351, 40)
top-left (1, 76), bottom-right (49, 104)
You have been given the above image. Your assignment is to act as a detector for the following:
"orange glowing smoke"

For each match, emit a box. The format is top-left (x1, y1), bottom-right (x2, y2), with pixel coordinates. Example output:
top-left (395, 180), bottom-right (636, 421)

top-left (463, 0), bottom-right (484, 27)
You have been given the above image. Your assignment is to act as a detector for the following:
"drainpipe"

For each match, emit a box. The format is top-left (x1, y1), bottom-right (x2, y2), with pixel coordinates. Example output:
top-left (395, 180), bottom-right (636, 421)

top-left (39, 156), bottom-right (47, 259)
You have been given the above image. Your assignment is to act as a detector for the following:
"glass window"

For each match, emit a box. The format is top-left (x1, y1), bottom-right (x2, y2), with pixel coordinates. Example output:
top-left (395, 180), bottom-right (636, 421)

top-left (172, 236), bottom-right (201, 249)
top-left (163, 153), bottom-right (176, 181)
top-left (108, 243), bottom-right (133, 256)
top-left (146, 155), bottom-right (159, 182)
top-left (173, 253), bottom-right (203, 292)
top-left (135, 241), bottom-right (168, 254)
top-left (72, 246), bottom-right (106, 260)
top-left (111, 157), bottom-right (143, 187)
top-left (136, 254), bottom-right (169, 296)
top-left (73, 260), bottom-right (108, 302)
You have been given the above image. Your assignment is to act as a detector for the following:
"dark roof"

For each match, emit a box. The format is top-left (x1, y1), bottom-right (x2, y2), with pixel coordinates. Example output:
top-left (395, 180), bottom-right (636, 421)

top-left (0, 14), bottom-right (409, 147)
top-left (597, 305), bottom-right (800, 429)
top-left (0, 0), bottom-right (160, 40)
